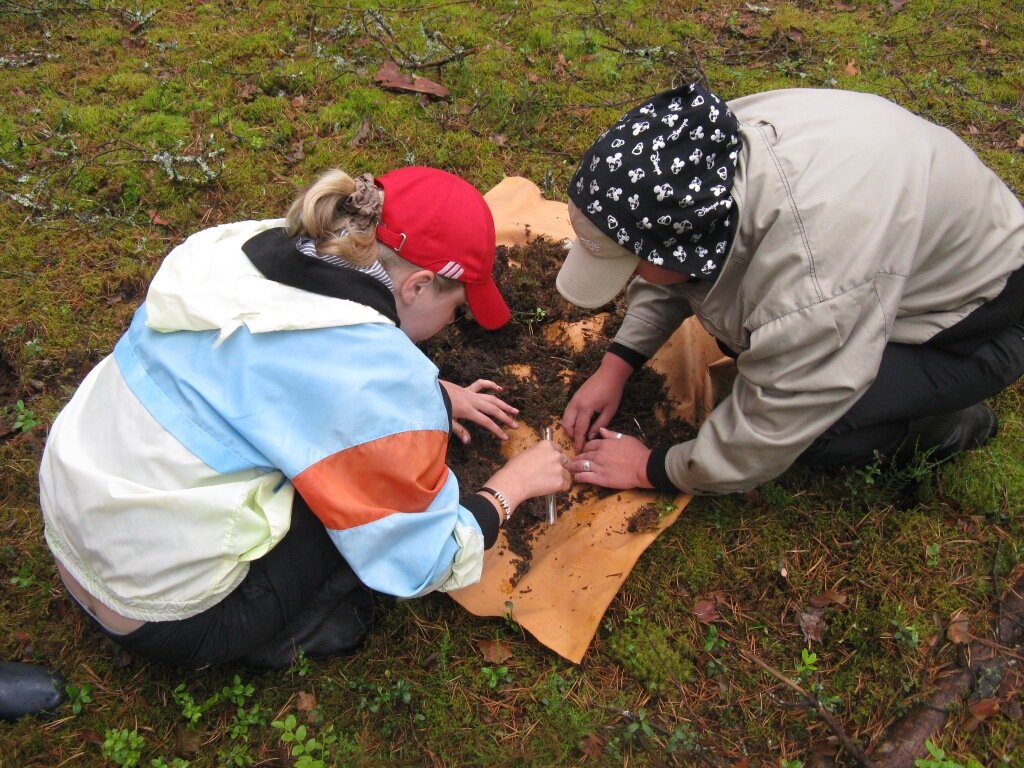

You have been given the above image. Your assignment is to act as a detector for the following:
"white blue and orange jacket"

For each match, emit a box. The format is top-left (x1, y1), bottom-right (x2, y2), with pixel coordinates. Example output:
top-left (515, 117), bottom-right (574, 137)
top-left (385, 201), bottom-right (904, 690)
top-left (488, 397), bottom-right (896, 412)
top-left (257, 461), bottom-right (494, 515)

top-left (39, 219), bottom-right (498, 623)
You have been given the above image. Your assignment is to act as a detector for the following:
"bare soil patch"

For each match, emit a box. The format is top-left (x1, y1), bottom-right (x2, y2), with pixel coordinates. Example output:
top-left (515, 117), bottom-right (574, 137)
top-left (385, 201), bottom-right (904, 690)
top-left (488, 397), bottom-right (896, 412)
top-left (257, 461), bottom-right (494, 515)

top-left (422, 238), bottom-right (696, 583)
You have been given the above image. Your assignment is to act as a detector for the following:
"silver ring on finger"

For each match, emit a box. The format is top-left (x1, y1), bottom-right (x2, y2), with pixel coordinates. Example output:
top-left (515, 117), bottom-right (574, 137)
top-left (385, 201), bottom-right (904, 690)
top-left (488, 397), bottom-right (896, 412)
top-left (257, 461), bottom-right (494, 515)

top-left (583, 460), bottom-right (592, 472)
top-left (616, 432), bottom-right (623, 439)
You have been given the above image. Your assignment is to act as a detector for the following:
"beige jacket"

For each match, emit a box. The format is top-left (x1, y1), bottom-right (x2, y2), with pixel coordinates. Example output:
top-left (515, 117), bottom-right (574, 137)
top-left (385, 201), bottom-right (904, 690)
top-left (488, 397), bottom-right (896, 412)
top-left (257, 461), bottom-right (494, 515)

top-left (614, 88), bottom-right (1024, 494)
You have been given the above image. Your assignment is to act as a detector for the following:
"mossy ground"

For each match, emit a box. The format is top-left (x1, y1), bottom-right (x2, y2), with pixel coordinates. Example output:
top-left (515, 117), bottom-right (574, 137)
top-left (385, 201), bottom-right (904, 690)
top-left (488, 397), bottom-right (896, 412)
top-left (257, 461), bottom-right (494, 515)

top-left (1, 1), bottom-right (1022, 766)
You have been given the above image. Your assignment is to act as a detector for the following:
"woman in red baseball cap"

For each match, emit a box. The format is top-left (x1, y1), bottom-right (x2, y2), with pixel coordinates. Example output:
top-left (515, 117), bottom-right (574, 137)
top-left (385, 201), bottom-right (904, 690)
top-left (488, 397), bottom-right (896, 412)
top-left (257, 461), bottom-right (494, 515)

top-left (39, 166), bottom-right (571, 669)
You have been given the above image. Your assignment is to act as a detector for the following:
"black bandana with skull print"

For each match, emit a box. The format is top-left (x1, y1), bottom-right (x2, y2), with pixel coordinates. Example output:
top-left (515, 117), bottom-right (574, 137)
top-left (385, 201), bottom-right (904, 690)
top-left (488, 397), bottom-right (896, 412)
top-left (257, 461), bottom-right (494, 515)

top-left (568, 83), bottom-right (741, 282)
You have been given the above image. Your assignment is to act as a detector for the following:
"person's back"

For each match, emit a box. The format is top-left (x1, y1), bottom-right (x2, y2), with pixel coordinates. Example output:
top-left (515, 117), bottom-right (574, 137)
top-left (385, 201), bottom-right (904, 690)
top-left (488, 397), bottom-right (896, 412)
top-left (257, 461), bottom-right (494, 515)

top-left (724, 88), bottom-right (1024, 346)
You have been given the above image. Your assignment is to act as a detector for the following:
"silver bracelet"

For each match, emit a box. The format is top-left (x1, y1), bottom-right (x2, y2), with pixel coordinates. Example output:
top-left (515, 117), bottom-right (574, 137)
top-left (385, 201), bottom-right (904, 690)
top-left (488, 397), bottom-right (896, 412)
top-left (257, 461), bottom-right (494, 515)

top-left (479, 486), bottom-right (511, 526)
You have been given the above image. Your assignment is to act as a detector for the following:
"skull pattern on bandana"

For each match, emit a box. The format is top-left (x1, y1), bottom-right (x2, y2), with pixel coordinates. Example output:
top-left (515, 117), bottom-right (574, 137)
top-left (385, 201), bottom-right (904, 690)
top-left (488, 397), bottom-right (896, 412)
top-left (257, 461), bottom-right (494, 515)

top-left (568, 83), bottom-right (741, 282)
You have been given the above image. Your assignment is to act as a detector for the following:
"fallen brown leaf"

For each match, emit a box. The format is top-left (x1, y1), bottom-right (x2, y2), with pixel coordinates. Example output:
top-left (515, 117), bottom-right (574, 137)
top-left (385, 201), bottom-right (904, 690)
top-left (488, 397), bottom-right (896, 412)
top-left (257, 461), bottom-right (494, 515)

top-left (476, 638), bottom-right (514, 664)
top-left (80, 729), bottom-right (104, 746)
top-left (844, 58), bottom-right (860, 77)
top-left (291, 95), bottom-right (306, 109)
top-left (946, 609), bottom-right (971, 645)
top-left (373, 60), bottom-right (449, 99)
top-left (889, 0), bottom-right (909, 11)
top-left (148, 209), bottom-right (171, 226)
top-left (964, 698), bottom-right (999, 732)
top-left (296, 690), bottom-right (317, 712)
top-left (799, 606), bottom-right (827, 643)
top-left (580, 733), bottom-right (605, 760)
top-left (238, 82), bottom-right (260, 102)
top-left (808, 589), bottom-right (848, 609)
top-left (694, 598), bottom-right (719, 624)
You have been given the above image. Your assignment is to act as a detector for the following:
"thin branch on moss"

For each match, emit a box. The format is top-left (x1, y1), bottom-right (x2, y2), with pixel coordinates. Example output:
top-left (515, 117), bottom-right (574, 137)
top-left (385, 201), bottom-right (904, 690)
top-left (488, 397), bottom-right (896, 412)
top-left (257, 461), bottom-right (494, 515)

top-left (738, 648), bottom-right (877, 768)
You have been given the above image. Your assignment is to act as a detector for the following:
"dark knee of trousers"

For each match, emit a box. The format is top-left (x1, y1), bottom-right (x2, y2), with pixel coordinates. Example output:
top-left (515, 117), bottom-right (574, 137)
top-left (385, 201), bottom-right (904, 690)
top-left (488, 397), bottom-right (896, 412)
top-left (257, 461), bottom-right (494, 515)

top-left (798, 421), bottom-right (910, 468)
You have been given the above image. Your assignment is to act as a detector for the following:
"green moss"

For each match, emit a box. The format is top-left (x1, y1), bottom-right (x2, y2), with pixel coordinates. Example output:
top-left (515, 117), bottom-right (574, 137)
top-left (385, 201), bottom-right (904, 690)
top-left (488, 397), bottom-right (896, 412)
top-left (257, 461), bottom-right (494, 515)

top-left (106, 71), bottom-right (153, 99)
top-left (606, 620), bottom-right (693, 693)
top-left (0, 113), bottom-right (18, 155)
top-left (66, 103), bottom-right (121, 135)
top-left (258, 60), bottom-right (316, 96)
top-left (137, 82), bottom-right (193, 114)
top-left (938, 386), bottom-right (1024, 515)
top-left (239, 94), bottom-right (287, 126)
top-left (126, 112), bottom-right (192, 148)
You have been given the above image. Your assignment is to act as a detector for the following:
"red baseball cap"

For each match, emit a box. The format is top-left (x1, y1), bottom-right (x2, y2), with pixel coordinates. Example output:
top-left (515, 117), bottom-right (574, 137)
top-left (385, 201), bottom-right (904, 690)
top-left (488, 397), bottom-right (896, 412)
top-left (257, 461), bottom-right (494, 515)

top-left (376, 167), bottom-right (511, 330)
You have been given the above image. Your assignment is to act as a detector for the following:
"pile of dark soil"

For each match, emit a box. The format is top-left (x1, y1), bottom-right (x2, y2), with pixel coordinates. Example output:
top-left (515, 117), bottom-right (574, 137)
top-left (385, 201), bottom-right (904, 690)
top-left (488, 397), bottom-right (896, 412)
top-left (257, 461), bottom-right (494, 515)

top-left (420, 238), bottom-right (696, 580)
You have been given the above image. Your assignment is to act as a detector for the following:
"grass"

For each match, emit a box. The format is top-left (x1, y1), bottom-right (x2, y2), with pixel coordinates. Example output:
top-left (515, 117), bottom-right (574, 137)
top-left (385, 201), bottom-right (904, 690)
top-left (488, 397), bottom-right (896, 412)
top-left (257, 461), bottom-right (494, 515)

top-left (1, 0), bottom-right (1022, 766)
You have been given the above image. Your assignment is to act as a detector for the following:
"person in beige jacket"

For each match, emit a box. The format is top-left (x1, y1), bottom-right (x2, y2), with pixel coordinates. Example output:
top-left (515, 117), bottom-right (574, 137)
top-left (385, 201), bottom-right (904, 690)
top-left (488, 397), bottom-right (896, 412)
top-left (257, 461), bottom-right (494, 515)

top-left (558, 83), bottom-right (1024, 495)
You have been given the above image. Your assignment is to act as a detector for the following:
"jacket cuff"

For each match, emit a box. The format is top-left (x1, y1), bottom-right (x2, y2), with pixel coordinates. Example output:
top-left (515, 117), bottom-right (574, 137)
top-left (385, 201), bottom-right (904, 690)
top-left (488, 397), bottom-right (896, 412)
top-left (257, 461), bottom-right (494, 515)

top-left (608, 342), bottom-right (647, 370)
top-left (463, 494), bottom-right (500, 549)
top-left (439, 381), bottom-right (453, 426)
top-left (646, 444), bottom-right (680, 493)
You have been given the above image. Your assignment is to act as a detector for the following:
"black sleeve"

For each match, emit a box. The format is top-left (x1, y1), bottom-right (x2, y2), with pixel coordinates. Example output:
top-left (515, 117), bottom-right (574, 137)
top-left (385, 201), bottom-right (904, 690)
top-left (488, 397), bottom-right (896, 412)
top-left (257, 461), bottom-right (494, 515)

top-left (607, 342), bottom-right (647, 370)
top-left (462, 494), bottom-right (500, 549)
top-left (646, 444), bottom-right (680, 492)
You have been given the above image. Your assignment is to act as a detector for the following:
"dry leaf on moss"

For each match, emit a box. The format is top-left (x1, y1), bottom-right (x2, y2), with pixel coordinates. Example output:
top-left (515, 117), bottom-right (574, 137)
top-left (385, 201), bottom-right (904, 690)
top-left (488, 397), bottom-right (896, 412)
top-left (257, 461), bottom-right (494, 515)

top-left (947, 609), bottom-right (971, 644)
top-left (580, 734), bottom-right (605, 760)
top-left (476, 638), bottom-right (514, 664)
top-left (799, 606), bottom-right (827, 643)
top-left (296, 691), bottom-right (317, 712)
top-left (373, 60), bottom-right (449, 99)
top-left (694, 598), bottom-right (720, 624)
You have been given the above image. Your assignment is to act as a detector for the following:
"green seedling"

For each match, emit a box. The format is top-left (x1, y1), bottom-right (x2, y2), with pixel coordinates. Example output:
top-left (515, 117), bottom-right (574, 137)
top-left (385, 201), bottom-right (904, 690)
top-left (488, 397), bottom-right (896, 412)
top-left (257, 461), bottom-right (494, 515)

top-left (702, 624), bottom-right (726, 653)
top-left (271, 714), bottom-right (337, 768)
top-left (102, 727), bottom-right (144, 768)
top-left (795, 648), bottom-right (818, 677)
top-left (480, 665), bottom-right (512, 689)
top-left (149, 758), bottom-right (190, 768)
top-left (65, 682), bottom-right (93, 715)
top-left (9, 561), bottom-right (36, 588)
top-left (13, 400), bottom-right (41, 432)
top-left (513, 306), bottom-right (548, 332)
top-left (914, 739), bottom-right (984, 768)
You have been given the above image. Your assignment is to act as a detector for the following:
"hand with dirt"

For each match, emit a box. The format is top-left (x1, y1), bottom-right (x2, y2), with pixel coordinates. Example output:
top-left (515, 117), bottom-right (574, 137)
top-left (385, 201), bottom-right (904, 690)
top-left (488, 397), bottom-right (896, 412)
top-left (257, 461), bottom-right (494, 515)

top-left (561, 352), bottom-right (633, 450)
top-left (570, 428), bottom-right (654, 490)
top-left (440, 379), bottom-right (519, 443)
top-left (483, 438), bottom-right (571, 517)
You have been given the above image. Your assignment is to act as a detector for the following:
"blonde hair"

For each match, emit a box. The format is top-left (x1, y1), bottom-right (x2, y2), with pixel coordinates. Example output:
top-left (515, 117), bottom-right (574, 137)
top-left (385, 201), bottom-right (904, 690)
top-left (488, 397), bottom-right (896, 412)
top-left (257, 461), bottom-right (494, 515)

top-left (285, 169), bottom-right (381, 267)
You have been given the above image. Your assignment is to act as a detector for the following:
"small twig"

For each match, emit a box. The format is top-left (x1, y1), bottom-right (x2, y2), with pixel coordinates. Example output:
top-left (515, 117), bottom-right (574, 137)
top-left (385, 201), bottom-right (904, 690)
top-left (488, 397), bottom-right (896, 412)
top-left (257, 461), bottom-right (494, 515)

top-left (402, 47), bottom-right (478, 70)
top-left (738, 648), bottom-right (877, 768)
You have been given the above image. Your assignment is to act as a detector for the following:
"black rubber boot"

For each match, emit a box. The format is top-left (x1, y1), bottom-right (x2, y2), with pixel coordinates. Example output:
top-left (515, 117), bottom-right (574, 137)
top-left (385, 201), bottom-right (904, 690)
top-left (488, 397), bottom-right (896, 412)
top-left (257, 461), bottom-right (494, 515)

top-left (0, 663), bottom-right (67, 721)
top-left (896, 403), bottom-right (999, 464)
top-left (240, 565), bottom-right (376, 670)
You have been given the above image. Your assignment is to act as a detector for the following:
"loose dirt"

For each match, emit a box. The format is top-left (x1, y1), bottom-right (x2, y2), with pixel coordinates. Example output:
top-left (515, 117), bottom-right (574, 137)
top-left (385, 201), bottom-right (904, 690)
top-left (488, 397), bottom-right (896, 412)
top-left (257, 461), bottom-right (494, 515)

top-left (422, 238), bottom-right (696, 584)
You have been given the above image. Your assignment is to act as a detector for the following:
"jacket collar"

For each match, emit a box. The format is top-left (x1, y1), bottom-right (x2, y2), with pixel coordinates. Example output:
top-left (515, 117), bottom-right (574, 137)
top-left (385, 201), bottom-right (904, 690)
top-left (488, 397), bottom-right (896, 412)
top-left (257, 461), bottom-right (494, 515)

top-left (242, 228), bottom-right (399, 326)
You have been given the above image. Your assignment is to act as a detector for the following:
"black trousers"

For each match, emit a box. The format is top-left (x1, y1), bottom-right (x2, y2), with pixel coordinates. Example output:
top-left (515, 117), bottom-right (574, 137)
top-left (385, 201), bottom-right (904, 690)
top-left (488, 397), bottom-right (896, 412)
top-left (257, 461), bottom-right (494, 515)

top-left (101, 495), bottom-right (375, 669)
top-left (798, 316), bottom-right (1024, 467)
